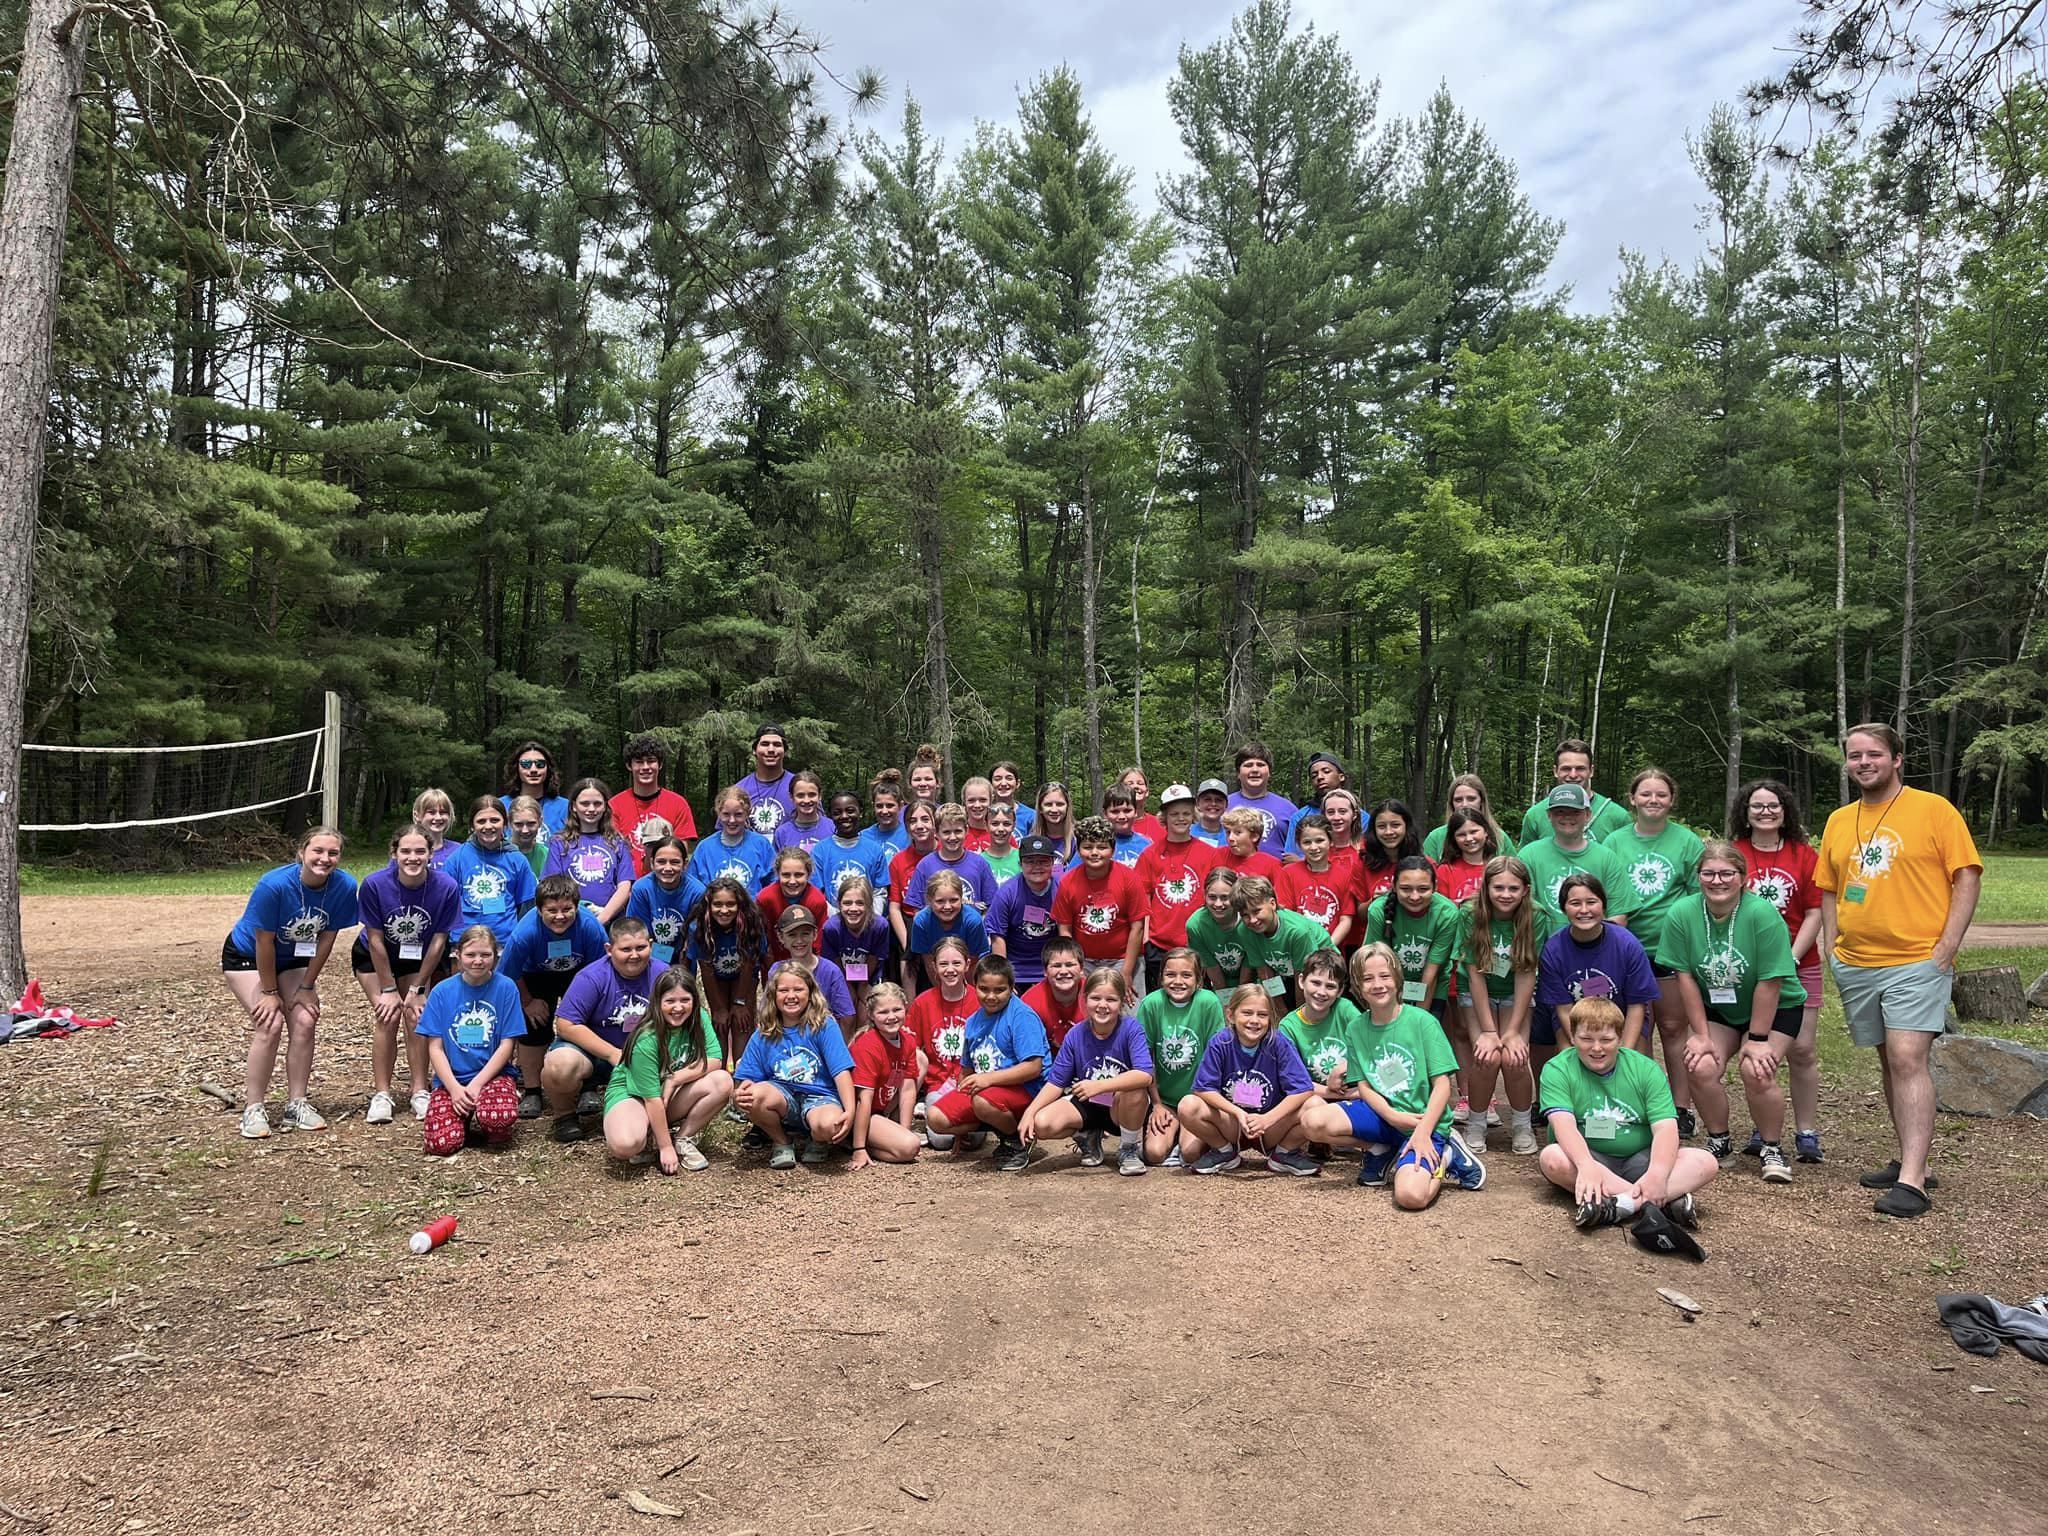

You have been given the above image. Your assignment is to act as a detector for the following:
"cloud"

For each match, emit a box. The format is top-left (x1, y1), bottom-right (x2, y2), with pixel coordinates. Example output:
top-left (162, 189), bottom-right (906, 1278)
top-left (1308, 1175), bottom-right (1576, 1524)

top-left (805, 0), bottom-right (1798, 308)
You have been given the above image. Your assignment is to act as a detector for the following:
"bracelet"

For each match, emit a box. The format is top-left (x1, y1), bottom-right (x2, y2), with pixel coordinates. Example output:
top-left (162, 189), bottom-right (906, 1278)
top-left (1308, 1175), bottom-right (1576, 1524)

top-left (1746, 1033), bottom-right (1770, 1043)
top-left (260, 989), bottom-right (280, 997)
top-left (853, 1144), bottom-right (867, 1152)
top-left (380, 986), bottom-right (399, 996)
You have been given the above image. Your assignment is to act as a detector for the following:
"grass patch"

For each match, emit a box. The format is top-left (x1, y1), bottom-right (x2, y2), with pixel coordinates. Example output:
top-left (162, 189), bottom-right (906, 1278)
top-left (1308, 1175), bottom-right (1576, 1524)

top-left (22, 859), bottom-right (380, 897)
top-left (1975, 853), bottom-right (2048, 925)
top-left (1812, 943), bottom-right (2048, 1087)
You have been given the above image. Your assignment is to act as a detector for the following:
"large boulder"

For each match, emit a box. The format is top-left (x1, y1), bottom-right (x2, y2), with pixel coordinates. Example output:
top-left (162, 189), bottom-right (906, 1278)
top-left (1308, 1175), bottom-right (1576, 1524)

top-left (1933, 1034), bottom-right (2048, 1119)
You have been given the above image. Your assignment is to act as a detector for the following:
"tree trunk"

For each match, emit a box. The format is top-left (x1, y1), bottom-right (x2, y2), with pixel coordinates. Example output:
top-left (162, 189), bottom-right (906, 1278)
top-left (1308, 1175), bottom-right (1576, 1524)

top-left (1832, 289), bottom-right (1850, 801)
top-left (1725, 508), bottom-right (1743, 817)
top-left (1896, 216), bottom-right (1926, 739)
top-left (0, 0), bottom-right (91, 995)
top-left (1589, 541), bottom-right (1626, 761)
top-left (1080, 478), bottom-right (1100, 808)
top-left (1224, 395), bottom-right (1263, 743)
top-left (917, 497), bottom-right (954, 800)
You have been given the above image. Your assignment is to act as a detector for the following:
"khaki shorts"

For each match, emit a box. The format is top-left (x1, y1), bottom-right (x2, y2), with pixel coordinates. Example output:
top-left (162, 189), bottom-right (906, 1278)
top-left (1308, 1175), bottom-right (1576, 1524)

top-left (1831, 957), bottom-right (1952, 1048)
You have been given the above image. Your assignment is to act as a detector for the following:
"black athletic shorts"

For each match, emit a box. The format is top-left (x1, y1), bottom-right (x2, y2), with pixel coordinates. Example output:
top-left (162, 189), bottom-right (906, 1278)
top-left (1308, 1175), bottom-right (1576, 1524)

top-left (220, 937), bottom-right (308, 974)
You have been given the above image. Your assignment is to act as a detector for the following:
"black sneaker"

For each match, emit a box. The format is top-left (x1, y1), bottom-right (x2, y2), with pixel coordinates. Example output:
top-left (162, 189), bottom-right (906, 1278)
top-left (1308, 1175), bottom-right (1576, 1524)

top-left (1574, 1195), bottom-right (1623, 1229)
top-left (1858, 1159), bottom-right (1940, 1190)
top-left (552, 1115), bottom-right (586, 1144)
top-left (741, 1126), bottom-right (770, 1151)
top-left (1706, 1131), bottom-right (1734, 1164)
top-left (1675, 1107), bottom-right (1698, 1140)
top-left (1873, 1182), bottom-right (1932, 1218)
top-left (995, 1137), bottom-right (1030, 1172)
top-left (1667, 1192), bottom-right (1699, 1229)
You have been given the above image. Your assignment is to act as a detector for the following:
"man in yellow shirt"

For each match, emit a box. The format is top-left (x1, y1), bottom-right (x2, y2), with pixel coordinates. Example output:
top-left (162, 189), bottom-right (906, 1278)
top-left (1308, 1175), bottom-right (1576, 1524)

top-left (1816, 723), bottom-right (1982, 1218)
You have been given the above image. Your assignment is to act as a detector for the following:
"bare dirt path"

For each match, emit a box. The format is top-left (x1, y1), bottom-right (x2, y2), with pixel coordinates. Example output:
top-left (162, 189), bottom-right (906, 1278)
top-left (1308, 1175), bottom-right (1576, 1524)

top-left (2, 893), bottom-right (2043, 1536)
top-left (1962, 921), bottom-right (2048, 950)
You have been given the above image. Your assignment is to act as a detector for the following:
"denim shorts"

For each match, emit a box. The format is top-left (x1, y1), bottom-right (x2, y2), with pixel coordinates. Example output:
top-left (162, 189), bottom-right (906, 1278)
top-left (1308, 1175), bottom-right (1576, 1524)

top-left (1831, 957), bottom-right (1952, 1047)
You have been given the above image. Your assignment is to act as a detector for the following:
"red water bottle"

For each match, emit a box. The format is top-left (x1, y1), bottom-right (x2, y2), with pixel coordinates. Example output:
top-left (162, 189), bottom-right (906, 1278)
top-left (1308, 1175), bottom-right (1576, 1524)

top-left (408, 1214), bottom-right (458, 1255)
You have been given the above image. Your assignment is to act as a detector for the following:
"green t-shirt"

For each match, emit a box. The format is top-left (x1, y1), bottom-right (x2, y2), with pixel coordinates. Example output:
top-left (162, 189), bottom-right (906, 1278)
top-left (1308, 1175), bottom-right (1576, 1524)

top-left (1421, 823), bottom-right (1516, 862)
top-left (1538, 1046), bottom-right (1675, 1158)
top-left (1517, 836), bottom-right (1633, 921)
top-left (1185, 907), bottom-right (1253, 992)
top-left (1352, 1004), bottom-right (1459, 1123)
top-left (1139, 988), bottom-right (1225, 1105)
top-left (1359, 893), bottom-right (1463, 1002)
top-left (982, 846), bottom-right (1021, 883)
top-left (1240, 909), bottom-right (1337, 985)
top-left (1604, 822), bottom-right (1703, 954)
top-left (604, 1010), bottom-right (721, 1111)
top-left (1655, 891), bottom-right (1807, 1026)
top-left (1452, 901), bottom-right (1559, 1000)
top-left (1519, 792), bottom-right (1633, 848)
top-left (1280, 997), bottom-right (1366, 1083)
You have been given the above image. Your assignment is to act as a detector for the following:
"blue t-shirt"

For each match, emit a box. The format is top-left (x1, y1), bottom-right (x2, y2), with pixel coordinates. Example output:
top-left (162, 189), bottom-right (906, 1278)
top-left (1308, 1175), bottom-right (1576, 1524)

top-left (1065, 832), bottom-right (1151, 871)
top-left (908, 904), bottom-right (990, 960)
top-left (441, 842), bottom-right (539, 944)
top-left (627, 872), bottom-right (705, 964)
top-left (415, 973), bottom-right (526, 1087)
top-left (498, 907), bottom-right (608, 984)
top-left (734, 1018), bottom-right (855, 1101)
top-left (961, 996), bottom-right (1051, 1090)
top-left (984, 872), bottom-right (1064, 985)
top-left (768, 956), bottom-right (856, 1021)
top-left (821, 913), bottom-right (891, 980)
top-left (772, 817), bottom-right (830, 856)
top-left (228, 865), bottom-right (361, 958)
top-left (1046, 1014), bottom-right (1155, 1092)
top-left (351, 865), bottom-right (459, 966)
top-left (1191, 1029), bottom-right (1314, 1112)
top-left (1008, 804), bottom-right (1037, 839)
top-left (1536, 922), bottom-right (1661, 1012)
top-left (543, 832), bottom-right (634, 908)
top-left (687, 923), bottom-right (764, 986)
top-left (1190, 825), bottom-right (1228, 848)
top-left (500, 793), bottom-right (571, 834)
top-left (687, 831), bottom-right (778, 897)
top-left (556, 958), bottom-right (668, 1049)
top-left (905, 850), bottom-right (998, 914)
top-left (860, 821), bottom-right (911, 859)
top-left (810, 837), bottom-right (893, 914)
top-left (1227, 791), bottom-right (1298, 860)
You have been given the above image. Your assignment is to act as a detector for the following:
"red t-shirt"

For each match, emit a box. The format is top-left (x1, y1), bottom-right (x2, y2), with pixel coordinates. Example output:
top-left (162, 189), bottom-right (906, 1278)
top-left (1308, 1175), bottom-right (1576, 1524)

top-left (1352, 860), bottom-right (1398, 906)
top-left (1275, 861), bottom-right (1355, 941)
top-left (1134, 837), bottom-right (1217, 949)
top-left (1133, 813), bottom-right (1168, 845)
top-left (963, 828), bottom-right (993, 853)
top-left (1325, 844), bottom-right (1361, 887)
top-left (1434, 859), bottom-right (1487, 907)
top-left (1050, 862), bottom-right (1150, 961)
top-left (1734, 838), bottom-right (1822, 942)
top-left (849, 1025), bottom-right (921, 1116)
top-left (754, 883), bottom-right (829, 962)
top-left (908, 986), bottom-right (977, 1094)
top-left (889, 845), bottom-right (929, 911)
top-left (1022, 979), bottom-right (1086, 1051)
top-left (609, 788), bottom-right (699, 877)
top-left (1216, 849), bottom-right (1284, 884)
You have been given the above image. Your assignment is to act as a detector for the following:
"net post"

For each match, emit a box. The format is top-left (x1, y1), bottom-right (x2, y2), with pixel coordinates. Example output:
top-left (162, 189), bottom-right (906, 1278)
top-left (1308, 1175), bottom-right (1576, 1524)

top-left (321, 690), bottom-right (342, 831)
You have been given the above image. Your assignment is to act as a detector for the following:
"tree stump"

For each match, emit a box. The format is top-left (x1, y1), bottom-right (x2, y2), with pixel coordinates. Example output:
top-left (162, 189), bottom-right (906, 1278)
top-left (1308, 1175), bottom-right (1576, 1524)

top-left (1950, 966), bottom-right (2026, 1026)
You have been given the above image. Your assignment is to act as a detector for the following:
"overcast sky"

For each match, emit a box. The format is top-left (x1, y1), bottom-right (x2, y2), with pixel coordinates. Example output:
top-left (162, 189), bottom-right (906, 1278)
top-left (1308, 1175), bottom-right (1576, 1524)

top-left (800, 0), bottom-right (1802, 310)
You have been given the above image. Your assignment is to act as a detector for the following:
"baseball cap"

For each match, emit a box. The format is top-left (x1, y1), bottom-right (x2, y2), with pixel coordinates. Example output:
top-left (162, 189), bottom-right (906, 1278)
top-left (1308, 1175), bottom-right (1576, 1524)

top-left (635, 815), bottom-right (672, 846)
top-left (1629, 1204), bottom-right (1706, 1262)
top-left (775, 904), bottom-right (817, 932)
top-left (753, 723), bottom-right (787, 746)
top-left (1545, 783), bottom-right (1594, 812)
top-left (1308, 751), bottom-right (1344, 774)
top-left (1018, 834), bottom-right (1059, 860)
top-left (1159, 783), bottom-right (1196, 808)
top-left (1196, 778), bottom-right (1230, 798)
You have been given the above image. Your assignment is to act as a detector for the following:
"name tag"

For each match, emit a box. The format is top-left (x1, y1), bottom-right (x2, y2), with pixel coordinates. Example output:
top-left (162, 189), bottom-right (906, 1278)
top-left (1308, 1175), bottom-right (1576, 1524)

top-left (547, 939), bottom-right (573, 960)
top-left (652, 944), bottom-right (675, 964)
top-left (1708, 986), bottom-right (1738, 1007)
top-left (1262, 976), bottom-right (1287, 996)
top-left (1585, 1111), bottom-right (1620, 1141)
top-left (1022, 905), bottom-right (1049, 925)
top-left (1402, 980), bottom-right (1426, 1003)
top-left (398, 941), bottom-right (423, 962)
top-left (1376, 1059), bottom-right (1413, 1094)
top-left (1844, 884), bottom-right (1867, 904)
top-left (844, 960), bottom-right (869, 982)
top-left (478, 894), bottom-right (508, 915)
top-left (1229, 1080), bottom-right (1265, 1109)
top-left (453, 1023), bottom-right (487, 1046)
top-left (1489, 956), bottom-right (1511, 978)
top-left (293, 939), bottom-right (318, 959)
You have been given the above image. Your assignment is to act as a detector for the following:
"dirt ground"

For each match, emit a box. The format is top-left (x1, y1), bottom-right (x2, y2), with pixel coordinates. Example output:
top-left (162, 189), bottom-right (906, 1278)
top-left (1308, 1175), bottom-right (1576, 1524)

top-left (1, 894), bottom-right (2044, 1536)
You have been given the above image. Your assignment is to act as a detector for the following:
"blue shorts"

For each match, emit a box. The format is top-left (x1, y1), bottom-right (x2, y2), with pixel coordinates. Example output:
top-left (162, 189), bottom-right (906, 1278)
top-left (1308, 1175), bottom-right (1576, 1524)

top-left (1339, 1100), bottom-right (1405, 1144)
top-left (780, 1088), bottom-right (838, 1134)
top-left (1529, 1009), bottom-right (1562, 1048)
top-left (545, 1039), bottom-right (613, 1089)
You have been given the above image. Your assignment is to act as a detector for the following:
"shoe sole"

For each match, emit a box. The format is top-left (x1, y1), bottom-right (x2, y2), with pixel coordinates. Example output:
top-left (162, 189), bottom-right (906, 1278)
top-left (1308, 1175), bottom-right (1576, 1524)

top-left (1193, 1157), bottom-right (1242, 1176)
top-left (1118, 1163), bottom-right (1147, 1177)
top-left (1762, 1168), bottom-right (1793, 1184)
top-left (1268, 1159), bottom-right (1320, 1178)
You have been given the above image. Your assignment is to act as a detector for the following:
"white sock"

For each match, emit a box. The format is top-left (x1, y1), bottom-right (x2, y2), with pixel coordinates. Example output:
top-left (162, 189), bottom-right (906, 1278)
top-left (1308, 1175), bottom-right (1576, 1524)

top-left (1119, 1128), bottom-right (1139, 1151)
top-left (1612, 1193), bottom-right (1640, 1215)
top-left (1511, 1107), bottom-right (1533, 1131)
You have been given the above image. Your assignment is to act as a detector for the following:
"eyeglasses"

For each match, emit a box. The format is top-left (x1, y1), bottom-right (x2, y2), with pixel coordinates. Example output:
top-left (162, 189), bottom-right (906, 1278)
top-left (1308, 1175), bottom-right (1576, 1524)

top-left (1698, 869), bottom-right (1741, 880)
top-left (1747, 802), bottom-right (1782, 814)
top-left (518, 758), bottom-right (547, 770)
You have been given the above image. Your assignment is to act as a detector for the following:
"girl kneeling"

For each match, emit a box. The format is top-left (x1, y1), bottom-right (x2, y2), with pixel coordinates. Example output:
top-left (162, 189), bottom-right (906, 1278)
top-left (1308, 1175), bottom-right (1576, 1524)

top-left (603, 969), bottom-right (733, 1173)
top-left (1018, 969), bottom-right (1156, 1176)
top-left (415, 925), bottom-right (525, 1156)
top-left (733, 967), bottom-right (856, 1170)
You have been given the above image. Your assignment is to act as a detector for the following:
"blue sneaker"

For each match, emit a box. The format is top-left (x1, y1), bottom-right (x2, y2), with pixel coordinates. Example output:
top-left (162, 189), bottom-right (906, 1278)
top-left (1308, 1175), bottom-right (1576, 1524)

top-left (1795, 1130), bottom-right (1823, 1164)
top-left (1442, 1128), bottom-right (1487, 1191)
top-left (1356, 1144), bottom-right (1395, 1187)
top-left (1191, 1145), bottom-right (1243, 1176)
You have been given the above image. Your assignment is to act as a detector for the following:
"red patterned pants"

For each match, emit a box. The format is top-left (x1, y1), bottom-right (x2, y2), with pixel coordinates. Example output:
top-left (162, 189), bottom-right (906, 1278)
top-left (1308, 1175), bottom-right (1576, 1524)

top-left (422, 1078), bottom-right (519, 1156)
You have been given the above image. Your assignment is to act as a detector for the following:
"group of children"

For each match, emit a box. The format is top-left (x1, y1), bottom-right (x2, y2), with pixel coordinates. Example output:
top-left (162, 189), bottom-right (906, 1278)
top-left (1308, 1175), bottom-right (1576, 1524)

top-left (219, 729), bottom-right (1848, 1250)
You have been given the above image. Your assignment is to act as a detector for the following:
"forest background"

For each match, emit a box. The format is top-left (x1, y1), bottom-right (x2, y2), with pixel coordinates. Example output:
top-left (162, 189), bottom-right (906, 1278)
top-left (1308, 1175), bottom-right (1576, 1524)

top-left (8, 0), bottom-right (2048, 851)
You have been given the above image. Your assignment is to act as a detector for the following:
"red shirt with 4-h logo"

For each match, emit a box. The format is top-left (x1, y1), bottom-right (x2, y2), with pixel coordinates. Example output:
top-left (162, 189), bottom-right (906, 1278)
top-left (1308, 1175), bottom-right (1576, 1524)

top-left (1050, 863), bottom-right (1150, 961)
top-left (1134, 837), bottom-right (1219, 949)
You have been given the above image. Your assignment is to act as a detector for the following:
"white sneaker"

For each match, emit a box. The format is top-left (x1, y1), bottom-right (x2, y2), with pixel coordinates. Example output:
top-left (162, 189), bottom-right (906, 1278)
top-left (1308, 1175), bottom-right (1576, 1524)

top-left (280, 1099), bottom-right (327, 1132)
top-left (1511, 1122), bottom-right (1539, 1155)
top-left (677, 1136), bottom-right (709, 1172)
top-left (410, 1090), bottom-right (431, 1119)
top-left (239, 1104), bottom-right (271, 1140)
top-left (366, 1091), bottom-right (395, 1126)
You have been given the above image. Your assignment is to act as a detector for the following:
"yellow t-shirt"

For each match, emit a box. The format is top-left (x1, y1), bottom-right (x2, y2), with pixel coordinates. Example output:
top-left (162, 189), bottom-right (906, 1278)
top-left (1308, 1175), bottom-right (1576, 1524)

top-left (1815, 787), bottom-right (1981, 967)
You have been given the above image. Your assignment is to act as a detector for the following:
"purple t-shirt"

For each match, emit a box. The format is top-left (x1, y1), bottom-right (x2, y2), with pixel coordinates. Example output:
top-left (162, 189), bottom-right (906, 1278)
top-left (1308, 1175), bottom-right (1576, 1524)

top-left (768, 956), bottom-right (856, 1021)
top-left (905, 850), bottom-right (998, 914)
top-left (542, 833), bottom-right (633, 908)
top-left (1191, 1029), bottom-right (1313, 1112)
top-left (772, 817), bottom-right (831, 856)
top-left (429, 841), bottom-right (458, 872)
top-left (1227, 790), bottom-right (1298, 859)
top-left (354, 864), bottom-right (462, 966)
top-left (984, 872), bottom-right (1064, 984)
top-left (556, 957), bottom-right (668, 1049)
top-left (1047, 1014), bottom-right (1156, 1100)
top-left (821, 913), bottom-right (892, 982)
top-left (1536, 922), bottom-right (1661, 1011)
top-left (730, 771), bottom-right (798, 837)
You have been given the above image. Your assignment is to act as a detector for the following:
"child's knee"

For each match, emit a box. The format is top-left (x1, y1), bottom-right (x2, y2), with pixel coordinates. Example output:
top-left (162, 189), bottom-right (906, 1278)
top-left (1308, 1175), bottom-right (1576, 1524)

top-left (1537, 1144), bottom-right (1573, 1183)
top-left (1392, 1172), bottom-right (1436, 1210)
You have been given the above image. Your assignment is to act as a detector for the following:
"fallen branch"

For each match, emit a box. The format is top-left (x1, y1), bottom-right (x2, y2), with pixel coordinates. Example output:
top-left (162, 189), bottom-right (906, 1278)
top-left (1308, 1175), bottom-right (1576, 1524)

top-left (898, 1484), bottom-right (930, 1502)
top-left (879, 1418), bottom-right (908, 1446)
top-left (1593, 1470), bottom-right (1650, 1496)
top-left (1493, 1462), bottom-right (1530, 1490)
top-left (658, 1453), bottom-right (699, 1480)
top-left (0, 1501), bottom-right (48, 1533)
top-left (792, 1326), bottom-right (888, 1337)
top-left (592, 1387), bottom-right (656, 1402)
top-left (198, 1081), bottom-right (237, 1110)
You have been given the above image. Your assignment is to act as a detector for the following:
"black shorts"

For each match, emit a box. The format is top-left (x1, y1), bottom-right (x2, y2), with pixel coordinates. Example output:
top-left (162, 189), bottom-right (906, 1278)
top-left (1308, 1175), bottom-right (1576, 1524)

top-left (516, 967), bottom-right (581, 1007)
top-left (221, 937), bottom-right (308, 974)
top-left (348, 937), bottom-right (444, 981)
top-left (1075, 1099), bottom-right (1120, 1134)
top-left (1710, 1004), bottom-right (1806, 1040)
top-left (1652, 962), bottom-right (1679, 980)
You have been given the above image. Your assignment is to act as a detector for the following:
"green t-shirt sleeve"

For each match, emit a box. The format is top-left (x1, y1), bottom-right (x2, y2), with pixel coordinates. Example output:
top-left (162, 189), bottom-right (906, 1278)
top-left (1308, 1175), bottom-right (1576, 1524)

top-left (1422, 825), bottom-right (1446, 861)
top-left (1636, 1051), bottom-right (1678, 1124)
top-left (1593, 844), bottom-right (1636, 919)
top-left (1655, 897), bottom-right (1702, 974)
top-left (617, 1029), bottom-right (663, 1102)
top-left (1412, 1005), bottom-right (1458, 1080)
top-left (1426, 899), bottom-right (1459, 970)
top-left (1192, 989), bottom-right (1225, 1037)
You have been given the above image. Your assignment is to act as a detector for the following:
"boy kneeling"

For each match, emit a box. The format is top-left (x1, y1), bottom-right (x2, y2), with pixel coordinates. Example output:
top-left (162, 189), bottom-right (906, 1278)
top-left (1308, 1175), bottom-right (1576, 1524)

top-left (1538, 997), bottom-right (1719, 1251)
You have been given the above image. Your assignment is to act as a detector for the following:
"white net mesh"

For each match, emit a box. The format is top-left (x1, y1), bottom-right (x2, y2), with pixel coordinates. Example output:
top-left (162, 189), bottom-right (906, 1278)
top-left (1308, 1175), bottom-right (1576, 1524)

top-left (20, 727), bottom-right (328, 833)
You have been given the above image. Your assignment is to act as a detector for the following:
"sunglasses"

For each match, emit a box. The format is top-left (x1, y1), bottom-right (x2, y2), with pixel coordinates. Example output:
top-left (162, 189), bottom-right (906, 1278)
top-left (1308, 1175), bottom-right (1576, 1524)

top-left (518, 758), bottom-right (548, 770)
